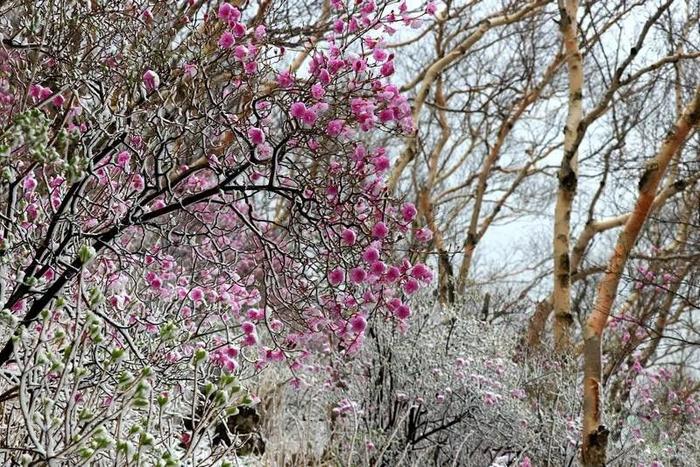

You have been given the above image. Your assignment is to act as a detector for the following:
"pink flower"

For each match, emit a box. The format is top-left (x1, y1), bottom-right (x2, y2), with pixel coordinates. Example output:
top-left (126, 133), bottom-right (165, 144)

top-left (116, 151), bottom-right (130, 168)
top-left (362, 247), bottom-right (380, 263)
top-left (326, 119), bottom-right (345, 137)
top-left (329, 267), bottom-right (345, 286)
top-left (380, 61), bottom-right (395, 77)
top-left (403, 278), bottom-right (419, 294)
top-left (301, 108), bottom-right (318, 126)
top-left (218, 31), bottom-right (235, 49)
top-left (370, 261), bottom-right (386, 275)
top-left (415, 227), bottom-right (433, 243)
top-left (401, 203), bottom-right (417, 222)
top-left (247, 127), bottom-right (265, 145)
top-left (52, 95), bottom-right (65, 107)
top-left (218, 3), bottom-right (240, 22)
top-left (426, 1), bottom-right (438, 15)
top-left (372, 48), bottom-right (388, 62)
top-left (232, 22), bottom-right (247, 37)
top-left (385, 266), bottom-right (401, 282)
top-left (411, 263), bottom-right (433, 283)
top-left (23, 176), bottom-right (37, 192)
top-left (372, 222), bottom-right (389, 239)
top-left (183, 63), bottom-right (198, 79)
top-left (341, 228), bottom-right (357, 246)
top-left (519, 456), bottom-right (532, 467)
top-left (277, 70), bottom-right (294, 88)
top-left (131, 174), bottom-right (145, 191)
top-left (143, 70), bottom-right (160, 91)
top-left (395, 304), bottom-right (410, 319)
top-left (189, 287), bottom-right (204, 302)
top-left (290, 101), bottom-right (307, 119)
top-left (254, 25), bottom-right (267, 39)
top-left (349, 267), bottom-right (367, 285)
top-left (311, 83), bottom-right (325, 100)
top-left (241, 321), bottom-right (256, 334)
top-left (234, 45), bottom-right (248, 60)
top-left (350, 314), bottom-right (367, 333)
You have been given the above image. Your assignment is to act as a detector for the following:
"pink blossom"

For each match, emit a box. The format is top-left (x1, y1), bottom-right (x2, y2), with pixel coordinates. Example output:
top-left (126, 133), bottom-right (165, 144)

top-left (372, 48), bottom-right (388, 62)
top-left (218, 31), bottom-right (235, 49)
top-left (218, 3), bottom-right (240, 22)
top-left (131, 174), bottom-right (145, 191)
top-left (519, 456), bottom-right (532, 467)
top-left (372, 155), bottom-right (390, 172)
top-left (241, 321), bottom-right (256, 334)
top-left (23, 176), bottom-right (37, 192)
top-left (254, 25), bottom-right (267, 39)
top-left (395, 304), bottom-right (410, 319)
top-left (349, 267), bottom-right (367, 285)
top-left (426, 1), bottom-right (438, 15)
top-left (341, 228), bottom-right (357, 246)
top-left (143, 70), bottom-right (160, 91)
top-left (349, 314), bottom-right (367, 333)
top-left (234, 45), bottom-right (248, 60)
top-left (362, 247), bottom-right (380, 263)
top-left (277, 70), bottom-right (294, 88)
top-left (116, 151), bottom-right (131, 167)
top-left (385, 266), bottom-right (401, 282)
top-left (183, 63), bottom-right (198, 79)
top-left (189, 287), bottom-right (204, 302)
top-left (401, 203), bottom-right (417, 222)
top-left (326, 119), bottom-right (345, 137)
top-left (52, 94), bottom-right (65, 107)
top-left (244, 61), bottom-right (257, 74)
top-left (411, 263), bottom-right (433, 283)
top-left (247, 127), bottom-right (265, 145)
top-left (380, 61), bottom-right (395, 77)
top-left (311, 83), bottom-right (325, 100)
top-left (372, 222), bottom-right (389, 239)
top-left (329, 267), bottom-right (345, 286)
top-left (415, 227), bottom-right (433, 243)
top-left (290, 101), bottom-right (307, 119)
top-left (232, 22), bottom-right (247, 37)
top-left (403, 278), bottom-right (419, 294)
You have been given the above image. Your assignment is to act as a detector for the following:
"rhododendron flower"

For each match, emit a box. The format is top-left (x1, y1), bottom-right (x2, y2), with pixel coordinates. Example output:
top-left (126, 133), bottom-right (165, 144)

top-left (241, 321), bottom-right (256, 334)
top-left (350, 314), bottom-right (367, 333)
top-left (341, 228), bottom-right (357, 246)
top-left (349, 267), bottom-right (367, 285)
top-left (218, 3), bottom-right (240, 22)
top-left (403, 278), bottom-right (419, 294)
top-left (290, 101), bottom-right (307, 119)
top-left (380, 60), bottom-right (395, 77)
top-left (362, 246), bottom-right (380, 263)
top-left (401, 202), bottom-right (417, 222)
top-left (254, 25), bottom-right (266, 39)
top-left (189, 287), bottom-right (204, 302)
top-left (234, 45), bottom-right (248, 60)
top-left (415, 226), bottom-right (433, 243)
top-left (385, 266), bottom-right (401, 282)
top-left (247, 127), bottom-right (265, 145)
top-left (329, 267), bottom-right (345, 286)
top-left (277, 70), bottom-right (294, 88)
top-left (372, 221), bottom-right (389, 239)
top-left (310, 83), bottom-right (325, 100)
top-left (218, 31), bottom-right (235, 49)
top-left (23, 176), bottom-right (37, 192)
top-left (143, 69), bottom-right (160, 91)
top-left (131, 174), bottom-right (145, 191)
top-left (232, 22), bottom-right (247, 37)
top-left (395, 304), bottom-right (410, 319)
top-left (116, 151), bottom-right (130, 168)
top-left (52, 94), bottom-right (65, 107)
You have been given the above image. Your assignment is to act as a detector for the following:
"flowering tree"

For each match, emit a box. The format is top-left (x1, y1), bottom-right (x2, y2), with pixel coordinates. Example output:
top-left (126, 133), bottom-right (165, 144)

top-left (0, 0), bottom-right (433, 463)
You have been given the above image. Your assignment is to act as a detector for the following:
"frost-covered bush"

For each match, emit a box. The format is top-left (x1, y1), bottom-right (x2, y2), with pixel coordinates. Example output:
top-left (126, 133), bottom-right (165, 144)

top-left (260, 292), bottom-right (700, 466)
